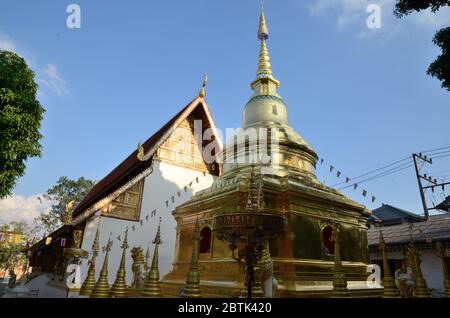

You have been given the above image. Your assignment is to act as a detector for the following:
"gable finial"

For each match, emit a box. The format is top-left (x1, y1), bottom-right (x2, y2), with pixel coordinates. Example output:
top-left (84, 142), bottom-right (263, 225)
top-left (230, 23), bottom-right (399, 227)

top-left (199, 74), bottom-right (208, 98)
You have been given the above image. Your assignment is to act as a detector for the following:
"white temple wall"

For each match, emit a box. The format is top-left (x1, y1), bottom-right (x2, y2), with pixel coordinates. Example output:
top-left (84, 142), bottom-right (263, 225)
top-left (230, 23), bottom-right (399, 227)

top-left (79, 159), bottom-right (215, 287)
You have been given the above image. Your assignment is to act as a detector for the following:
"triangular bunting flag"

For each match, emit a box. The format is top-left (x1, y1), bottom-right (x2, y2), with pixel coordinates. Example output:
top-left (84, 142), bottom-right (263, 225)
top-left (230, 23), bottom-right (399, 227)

top-left (177, 191), bottom-right (181, 197)
top-left (171, 196), bottom-right (175, 203)
top-left (320, 158), bottom-right (324, 164)
top-left (146, 215), bottom-right (149, 221)
top-left (329, 165), bottom-right (334, 173)
top-left (371, 196), bottom-right (376, 203)
top-left (337, 171), bottom-right (341, 178)
top-left (362, 190), bottom-right (367, 197)
top-left (132, 225), bottom-right (136, 231)
top-left (353, 184), bottom-right (358, 190)
top-left (140, 220), bottom-right (143, 226)
top-left (184, 186), bottom-right (188, 192)
top-left (117, 235), bottom-right (121, 241)
top-left (152, 209), bottom-right (156, 217)
top-left (345, 177), bottom-right (350, 183)
top-left (196, 177), bottom-right (199, 183)
top-left (165, 200), bottom-right (169, 207)
top-left (189, 181), bottom-right (193, 187)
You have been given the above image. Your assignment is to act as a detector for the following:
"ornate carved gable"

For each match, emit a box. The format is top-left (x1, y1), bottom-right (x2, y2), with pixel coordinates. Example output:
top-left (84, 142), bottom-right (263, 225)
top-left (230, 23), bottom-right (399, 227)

top-left (155, 113), bottom-right (214, 173)
top-left (100, 179), bottom-right (144, 221)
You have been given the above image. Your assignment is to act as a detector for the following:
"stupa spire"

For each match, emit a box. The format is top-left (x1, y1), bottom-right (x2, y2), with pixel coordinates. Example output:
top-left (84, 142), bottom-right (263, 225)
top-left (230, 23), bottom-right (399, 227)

top-left (252, 3), bottom-right (279, 90)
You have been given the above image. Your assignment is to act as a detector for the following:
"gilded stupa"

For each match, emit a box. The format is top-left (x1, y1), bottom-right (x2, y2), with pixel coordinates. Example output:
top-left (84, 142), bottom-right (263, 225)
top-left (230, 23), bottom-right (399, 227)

top-left (161, 5), bottom-right (380, 297)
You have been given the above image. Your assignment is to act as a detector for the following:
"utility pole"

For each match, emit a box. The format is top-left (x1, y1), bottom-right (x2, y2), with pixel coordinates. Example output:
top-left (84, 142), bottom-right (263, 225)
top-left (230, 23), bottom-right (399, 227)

top-left (412, 153), bottom-right (436, 221)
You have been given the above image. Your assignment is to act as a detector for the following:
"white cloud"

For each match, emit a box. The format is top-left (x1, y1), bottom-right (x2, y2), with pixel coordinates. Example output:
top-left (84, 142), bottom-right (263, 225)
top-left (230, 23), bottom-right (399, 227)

top-left (309, 0), bottom-right (392, 28)
top-left (0, 33), bottom-right (17, 52)
top-left (38, 64), bottom-right (70, 96)
top-left (0, 194), bottom-right (51, 227)
top-left (0, 32), bottom-right (69, 97)
top-left (413, 7), bottom-right (450, 28)
top-left (308, 0), bottom-right (450, 31)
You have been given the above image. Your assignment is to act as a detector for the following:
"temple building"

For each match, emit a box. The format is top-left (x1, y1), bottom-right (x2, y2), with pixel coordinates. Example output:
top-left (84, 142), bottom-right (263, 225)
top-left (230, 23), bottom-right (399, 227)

top-left (19, 6), bottom-right (391, 298)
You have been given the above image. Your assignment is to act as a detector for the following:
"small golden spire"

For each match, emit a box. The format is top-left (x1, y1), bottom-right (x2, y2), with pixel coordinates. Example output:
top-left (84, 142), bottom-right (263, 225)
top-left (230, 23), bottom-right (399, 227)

top-left (142, 218), bottom-right (163, 298)
top-left (407, 238), bottom-right (430, 298)
top-left (379, 229), bottom-right (399, 298)
top-left (90, 236), bottom-right (112, 298)
top-left (110, 228), bottom-right (129, 298)
top-left (436, 241), bottom-right (450, 298)
top-left (144, 243), bottom-right (150, 273)
top-left (251, 3), bottom-right (279, 90)
top-left (181, 217), bottom-right (202, 298)
top-left (198, 74), bottom-right (208, 98)
top-left (331, 224), bottom-right (349, 297)
top-left (79, 221), bottom-right (101, 296)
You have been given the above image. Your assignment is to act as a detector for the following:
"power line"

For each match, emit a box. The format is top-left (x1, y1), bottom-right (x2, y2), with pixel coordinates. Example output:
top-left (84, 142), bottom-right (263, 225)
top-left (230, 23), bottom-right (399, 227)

top-left (339, 162), bottom-right (413, 190)
top-left (421, 145), bottom-right (450, 154)
top-left (331, 157), bottom-right (410, 187)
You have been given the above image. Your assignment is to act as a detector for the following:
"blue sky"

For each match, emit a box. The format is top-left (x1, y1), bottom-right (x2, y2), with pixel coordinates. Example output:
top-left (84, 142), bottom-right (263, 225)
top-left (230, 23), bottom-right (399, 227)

top-left (1, 0), bottom-right (449, 224)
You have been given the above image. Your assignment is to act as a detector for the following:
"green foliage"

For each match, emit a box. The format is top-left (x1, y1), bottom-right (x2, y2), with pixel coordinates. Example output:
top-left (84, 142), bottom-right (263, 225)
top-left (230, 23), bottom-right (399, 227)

top-left (34, 176), bottom-right (96, 235)
top-left (394, 1), bottom-right (450, 91)
top-left (394, 0), bottom-right (450, 17)
top-left (0, 50), bottom-right (45, 198)
top-left (0, 221), bottom-right (29, 273)
top-left (427, 27), bottom-right (450, 91)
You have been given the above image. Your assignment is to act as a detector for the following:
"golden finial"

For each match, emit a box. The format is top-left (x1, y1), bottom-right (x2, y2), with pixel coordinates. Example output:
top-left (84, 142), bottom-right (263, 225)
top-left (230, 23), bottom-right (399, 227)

top-left (331, 224), bottom-right (349, 297)
top-left (258, 2), bottom-right (269, 41)
top-left (137, 142), bottom-right (145, 161)
top-left (79, 221), bottom-right (101, 296)
top-left (436, 241), bottom-right (450, 298)
top-left (181, 217), bottom-right (202, 298)
top-left (110, 228), bottom-right (129, 298)
top-left (142, 218), bottom-right (163, 298)
top-left (90, 236), bottom-right (112, 298)
top-left (198, 74), bottom-right (208, 98)
top-left (407, 238), bottom-right (430, 298)
top-left (378, 229), bottom-right (399, 298)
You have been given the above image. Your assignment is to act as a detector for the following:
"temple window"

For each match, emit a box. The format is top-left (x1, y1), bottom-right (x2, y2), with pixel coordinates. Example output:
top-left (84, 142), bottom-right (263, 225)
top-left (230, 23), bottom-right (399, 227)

top-left (322, 226), bottom-right (335, 256)
top-left (199, 227), bottom-right (212, 254)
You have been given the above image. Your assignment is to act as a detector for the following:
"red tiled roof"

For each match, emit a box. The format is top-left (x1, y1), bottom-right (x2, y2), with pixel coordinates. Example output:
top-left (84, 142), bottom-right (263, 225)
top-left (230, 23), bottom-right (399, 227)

top-left (72, 97), bottom-right (216, 218)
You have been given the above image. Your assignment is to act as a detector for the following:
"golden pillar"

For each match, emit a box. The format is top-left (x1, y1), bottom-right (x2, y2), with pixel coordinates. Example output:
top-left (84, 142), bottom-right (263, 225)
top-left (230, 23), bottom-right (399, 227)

top-left (181, 218), bottom-right (202, 298)
top-left (79, 221), bottom-right (100, 296)
top-left (436, 241), bottom-right (450, 298)
top-left (142, 220), bottom-right (163, 298)
top-left (110, 229), bottom-right (129, 298)
top-left (332, 224), bottom-right (349, 297)
top-left (407, 240), bottom-right (430, 298)
top-left (379, 229), bottom-right (399, 297)
top-left (90, 238), bottom-right (112, 298)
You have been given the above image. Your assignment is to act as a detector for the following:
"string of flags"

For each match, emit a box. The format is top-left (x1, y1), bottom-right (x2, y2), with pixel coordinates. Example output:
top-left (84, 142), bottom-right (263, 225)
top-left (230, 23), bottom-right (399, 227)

top-left (319, 157), bottom-right (378, 204)
top-left (94, 171), bottom-right (209, 250)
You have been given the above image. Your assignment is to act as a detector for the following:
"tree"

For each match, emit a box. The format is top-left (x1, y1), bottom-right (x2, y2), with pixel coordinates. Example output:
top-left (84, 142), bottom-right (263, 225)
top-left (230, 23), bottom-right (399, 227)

top-left (34, 176), bottom-right (96, 235)
top-left (394, 1), bottom-right (450, 91)
top-left (0, 221), bottom-right (29, 278)
top-left (0, 50), bottom-right (45, 198)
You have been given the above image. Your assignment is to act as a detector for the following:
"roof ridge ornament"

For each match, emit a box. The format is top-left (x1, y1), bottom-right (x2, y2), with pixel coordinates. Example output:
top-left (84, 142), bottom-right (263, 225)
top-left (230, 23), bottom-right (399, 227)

top-left (199, 74), bottom-right (208, 98)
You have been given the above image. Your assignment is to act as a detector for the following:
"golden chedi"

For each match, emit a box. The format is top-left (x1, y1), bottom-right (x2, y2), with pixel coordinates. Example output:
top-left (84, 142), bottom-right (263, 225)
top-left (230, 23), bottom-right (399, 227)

top-left (141, 219), bottom-right (163, 298)
top-left (110, 229), bottom-right (129, 298)
top-left (162, 5), bottom-right (379, 298)
top-left (90, 237), bottom-right (112, 298)
top-left (79, 222), bottom-right (100, 296)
